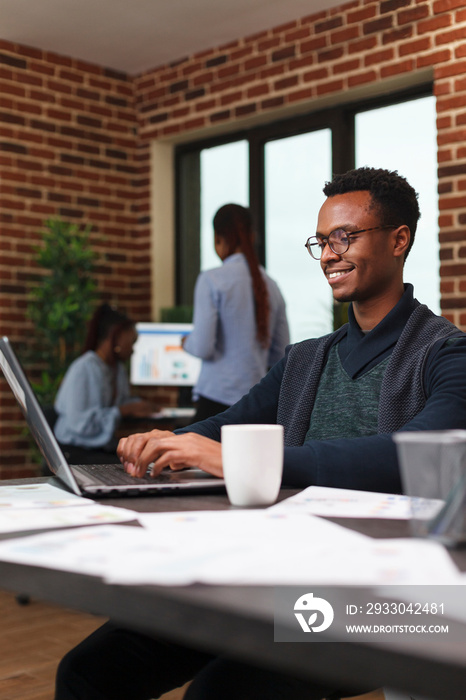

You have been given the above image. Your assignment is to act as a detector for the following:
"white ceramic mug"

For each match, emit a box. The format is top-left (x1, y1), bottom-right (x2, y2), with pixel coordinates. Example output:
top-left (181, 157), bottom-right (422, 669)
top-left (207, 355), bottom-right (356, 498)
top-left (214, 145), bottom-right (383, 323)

top-left (221, 424), bottom-right (284, 507)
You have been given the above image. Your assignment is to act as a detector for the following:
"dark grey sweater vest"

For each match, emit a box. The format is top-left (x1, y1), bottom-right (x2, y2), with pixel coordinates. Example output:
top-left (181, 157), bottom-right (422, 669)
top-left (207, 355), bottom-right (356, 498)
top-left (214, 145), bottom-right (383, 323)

top-left (277, 304), bottom-right (464, 447)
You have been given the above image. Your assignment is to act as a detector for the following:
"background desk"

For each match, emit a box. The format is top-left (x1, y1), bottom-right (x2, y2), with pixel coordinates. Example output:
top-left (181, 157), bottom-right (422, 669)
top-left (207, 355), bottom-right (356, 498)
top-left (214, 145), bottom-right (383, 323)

top-left (0, 477), bottom-right (465, 700)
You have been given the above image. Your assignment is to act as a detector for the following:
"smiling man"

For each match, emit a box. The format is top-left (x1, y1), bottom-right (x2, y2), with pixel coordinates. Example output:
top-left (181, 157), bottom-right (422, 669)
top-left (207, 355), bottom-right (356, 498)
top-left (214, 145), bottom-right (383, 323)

top-left (117, 166), bottom-right (466, 495)
top-left (56, 168), bottom-right (466, 700)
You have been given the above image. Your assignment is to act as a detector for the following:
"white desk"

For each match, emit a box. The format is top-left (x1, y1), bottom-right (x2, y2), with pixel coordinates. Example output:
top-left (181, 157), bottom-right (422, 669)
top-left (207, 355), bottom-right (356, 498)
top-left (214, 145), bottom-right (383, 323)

top-left (0, 477), bottom-right (465, 700)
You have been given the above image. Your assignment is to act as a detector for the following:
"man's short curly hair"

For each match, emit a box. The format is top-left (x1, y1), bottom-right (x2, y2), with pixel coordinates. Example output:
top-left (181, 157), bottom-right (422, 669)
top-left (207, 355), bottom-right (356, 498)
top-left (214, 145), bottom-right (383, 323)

top-left (323, 167), bottom-right (420, 259)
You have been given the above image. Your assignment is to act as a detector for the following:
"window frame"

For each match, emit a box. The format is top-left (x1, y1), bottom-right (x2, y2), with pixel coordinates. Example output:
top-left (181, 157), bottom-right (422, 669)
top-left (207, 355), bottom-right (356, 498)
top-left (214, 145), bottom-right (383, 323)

top-left (175, 82), bottom-right (433, 307)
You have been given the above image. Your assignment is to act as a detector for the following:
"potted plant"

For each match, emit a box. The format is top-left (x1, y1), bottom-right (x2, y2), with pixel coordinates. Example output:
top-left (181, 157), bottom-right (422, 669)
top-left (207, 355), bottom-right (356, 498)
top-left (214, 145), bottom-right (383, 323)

top-left (26, 218), bottom-right (99, 405)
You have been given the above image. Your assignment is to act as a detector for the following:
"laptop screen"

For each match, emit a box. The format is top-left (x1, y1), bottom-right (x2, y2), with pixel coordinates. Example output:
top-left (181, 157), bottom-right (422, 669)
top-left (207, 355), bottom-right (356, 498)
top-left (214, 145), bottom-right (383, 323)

top-left (0, 337), bottom-right (81, 495)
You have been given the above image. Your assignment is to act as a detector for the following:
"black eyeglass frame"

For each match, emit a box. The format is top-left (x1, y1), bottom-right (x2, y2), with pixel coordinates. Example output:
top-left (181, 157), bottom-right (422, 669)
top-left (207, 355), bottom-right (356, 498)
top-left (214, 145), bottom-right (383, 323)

top-left (304, 225), bottom-right (398, 260)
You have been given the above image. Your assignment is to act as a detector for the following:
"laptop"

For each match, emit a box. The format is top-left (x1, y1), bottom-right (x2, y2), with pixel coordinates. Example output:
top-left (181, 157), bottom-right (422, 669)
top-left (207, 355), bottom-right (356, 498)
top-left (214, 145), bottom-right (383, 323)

top-left (0, 337), bottom-right (225, 497)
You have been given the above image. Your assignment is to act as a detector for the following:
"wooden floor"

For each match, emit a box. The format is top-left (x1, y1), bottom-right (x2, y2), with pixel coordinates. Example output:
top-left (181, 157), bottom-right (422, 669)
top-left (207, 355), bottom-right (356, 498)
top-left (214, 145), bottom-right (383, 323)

top-left (0, 588), bottom-right (105, 699)
top-left (0, 588), bottom-right (384, 700)
top-left (0, 589), bottom-right (188, 700)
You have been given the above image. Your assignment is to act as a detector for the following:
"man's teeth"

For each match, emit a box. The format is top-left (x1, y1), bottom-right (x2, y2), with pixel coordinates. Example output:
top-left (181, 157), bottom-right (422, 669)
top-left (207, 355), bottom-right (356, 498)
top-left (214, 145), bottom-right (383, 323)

top-left (328, 270), bottom-right (348, 279)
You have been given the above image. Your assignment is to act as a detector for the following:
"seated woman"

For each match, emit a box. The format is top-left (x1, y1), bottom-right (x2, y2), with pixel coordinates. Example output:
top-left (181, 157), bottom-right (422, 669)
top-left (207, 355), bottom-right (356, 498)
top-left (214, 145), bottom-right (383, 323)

top-left (53, 304), bottom-right (155, 464)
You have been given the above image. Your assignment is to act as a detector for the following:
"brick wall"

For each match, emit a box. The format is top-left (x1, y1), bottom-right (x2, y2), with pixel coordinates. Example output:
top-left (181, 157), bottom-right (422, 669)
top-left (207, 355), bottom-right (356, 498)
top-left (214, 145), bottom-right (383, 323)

top-left (0, 47), bottom-right (157, 476)
top-left (133, 0), bottom-right (466, 326)
top-left (1, 0), bottom-right (466, 476)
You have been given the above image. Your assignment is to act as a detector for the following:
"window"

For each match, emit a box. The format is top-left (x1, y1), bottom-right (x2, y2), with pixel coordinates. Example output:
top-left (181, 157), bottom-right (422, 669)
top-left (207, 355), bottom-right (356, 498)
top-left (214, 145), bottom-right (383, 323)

top-left (200, 140), bottom-right (249, 272)
top-left (176, 85), bottom-right (437, 338)
top-left (265, 129), bottom-right (332, 342)
top-left (355, 95), bottom-right (439, 313)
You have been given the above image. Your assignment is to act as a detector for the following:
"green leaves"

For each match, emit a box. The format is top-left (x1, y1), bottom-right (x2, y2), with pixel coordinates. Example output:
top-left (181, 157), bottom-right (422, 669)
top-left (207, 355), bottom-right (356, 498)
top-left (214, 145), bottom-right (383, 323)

top-left (26, 219), bottom-right (99, 404)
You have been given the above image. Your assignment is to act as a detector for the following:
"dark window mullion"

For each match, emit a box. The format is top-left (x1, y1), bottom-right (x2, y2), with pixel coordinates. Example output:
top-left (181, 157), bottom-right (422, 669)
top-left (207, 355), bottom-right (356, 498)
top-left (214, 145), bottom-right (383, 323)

top-left (175, 150), bottom-right (201, 307)
top-left (248, 135), bottom-right (266, 266)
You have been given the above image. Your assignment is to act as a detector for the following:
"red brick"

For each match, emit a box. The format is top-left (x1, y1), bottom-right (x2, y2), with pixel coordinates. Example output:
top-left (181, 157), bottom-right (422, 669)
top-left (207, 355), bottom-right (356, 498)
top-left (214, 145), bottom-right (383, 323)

top-left (289, 55), bottom-right (315, 71)
top-left (317, 47), bottom-right (345, 63)
top-left (235, 103), bottom-right (256, 117)
top-left (348, 37), bottom-right (378, 54)
top-left (15, 72), bottom-right (43, 87)
top-left (0, 40), bottom-right (16, 52)
top-left (438, 149), bottom-right (453, 162)
top-left (334, 58), bottom-right (361, 74)
top-left (47, 108), bottom-right (72, 121)
top-left (364, 48), bottom-right (394, 66)
top-left (434, 80), bottom-right (452, 96)
top-left (230, 47), bottom-right (254, 61)
top-left (348, 70), bottom-right (378, 87)
top-left (437, 95), bottom-right (466, 113)
top-left (58, 69), bottom-right (84, 84)
top-left (260, 65), bottom-right (286, 80)
top-left (0, 81), bottom-right (26, 97)
top-left (315, 17), bottom-right (344, 33)
top-left (220, 90), bottom-right (243, 106)
top-left (380, 0), bottom-right (411, 11)
top-left (195, 98), bottom-right (216, 112)
top-left (89, 77), bottom-right (112, 91)
top-left (193, 71), bottom-right (215, 86)
top-left (257, 37), bottom-right (281, 52)
top-left (381, 58), bottom-right (415, 78)
top-left (437, 114), bottom-right (452, 129)
top-left (76, 59), bottom-right (102, 75)
top-left (218, 64), bottom-right (241, 79)
top-left (244, 56), bottom-right (268, 71)
top-left (441, 280), bottom-right (455, 293)
top-left (439, 214), bottom-right (454, 226)
top-left (418, 15), bottom-right (452, 34)
top-left (382, 26), bottom-right (413, 44)
top-left (331, 26), bottom-right (360, 45)
top-left (398, 6), bottom-right (430, 25)
top-left (437, 27), bottom-right (466, 46)
top-left (436, 60), bottom-right (466, 78)
top-left (399, 37), bottom-right (431, 57)
top-left (347, 7), bottom-right (377, 23)
top-left (439, 193), bottom-right (466, 208)
top-left (286, 87), bottom-right (314, 103)
top-left (261, 96), bottom-right (285, 110)
top-left (272, 46), bottom-right (296, 62)
top-left (316, 78), bottom-right (345, 96)
top-left (284, 27), bottom-right (311, 43)
top-left (274, 75), bottom-right (299, 91)
top-left (300, 37), bottom-right (327, 53)
top-left (433, 0), bottom-right (466, 12)
top-left (247, 84), bottom-right (269, 98)
top-left (417, 49), bottom-right (451, 68)
top-left (0, 66), bottom-right (13, 80)
top-left (47, 79), bottom-right (73, 94)
top-left (303, 67), bottom-right (329, 83)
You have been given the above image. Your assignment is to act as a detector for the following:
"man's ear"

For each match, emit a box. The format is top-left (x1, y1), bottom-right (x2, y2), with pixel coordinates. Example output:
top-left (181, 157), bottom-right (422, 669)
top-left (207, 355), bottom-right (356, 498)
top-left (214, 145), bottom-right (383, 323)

top-left (393, 225), bottom-right (411, 259)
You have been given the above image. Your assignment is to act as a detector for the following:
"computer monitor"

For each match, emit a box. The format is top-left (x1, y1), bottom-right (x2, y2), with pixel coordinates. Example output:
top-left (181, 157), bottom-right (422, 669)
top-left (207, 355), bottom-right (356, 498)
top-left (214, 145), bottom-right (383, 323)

top-left (130, 322), bottom-right (201, 387)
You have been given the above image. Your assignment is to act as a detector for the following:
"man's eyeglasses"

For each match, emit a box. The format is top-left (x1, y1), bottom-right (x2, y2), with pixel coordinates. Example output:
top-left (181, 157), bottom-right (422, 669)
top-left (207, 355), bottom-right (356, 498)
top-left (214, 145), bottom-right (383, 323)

top-left (304, 225), bottom-right (397, 260)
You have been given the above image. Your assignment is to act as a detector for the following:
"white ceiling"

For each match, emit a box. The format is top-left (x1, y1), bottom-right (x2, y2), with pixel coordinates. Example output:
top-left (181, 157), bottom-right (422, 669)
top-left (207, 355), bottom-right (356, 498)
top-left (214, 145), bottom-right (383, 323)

top-left (0, 0), bottom-right (345, 75)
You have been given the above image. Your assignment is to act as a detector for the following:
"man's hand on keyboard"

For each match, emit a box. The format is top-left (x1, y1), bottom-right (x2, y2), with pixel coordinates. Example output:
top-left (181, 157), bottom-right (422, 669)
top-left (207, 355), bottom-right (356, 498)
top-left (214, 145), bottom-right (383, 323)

top-left (117, 430), bottom-right (223, 479)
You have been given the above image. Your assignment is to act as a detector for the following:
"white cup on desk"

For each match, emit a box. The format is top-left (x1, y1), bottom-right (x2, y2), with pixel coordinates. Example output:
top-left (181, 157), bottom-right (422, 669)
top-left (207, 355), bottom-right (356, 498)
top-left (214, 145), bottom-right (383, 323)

top-left (221, 424), bottom-right (284, 507)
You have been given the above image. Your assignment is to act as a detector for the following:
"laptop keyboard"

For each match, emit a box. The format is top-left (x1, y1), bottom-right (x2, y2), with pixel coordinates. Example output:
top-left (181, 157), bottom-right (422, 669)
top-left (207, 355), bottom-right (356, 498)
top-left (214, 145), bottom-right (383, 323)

top-left (72, 462), bottom-right (157, 486)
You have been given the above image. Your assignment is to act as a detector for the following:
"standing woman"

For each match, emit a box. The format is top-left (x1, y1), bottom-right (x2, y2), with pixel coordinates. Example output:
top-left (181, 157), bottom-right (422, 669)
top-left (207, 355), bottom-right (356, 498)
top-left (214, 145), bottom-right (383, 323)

top-left (183, 203), bottom-right (290, 421)
top-left (54, 303), bottom-right (155, 462)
